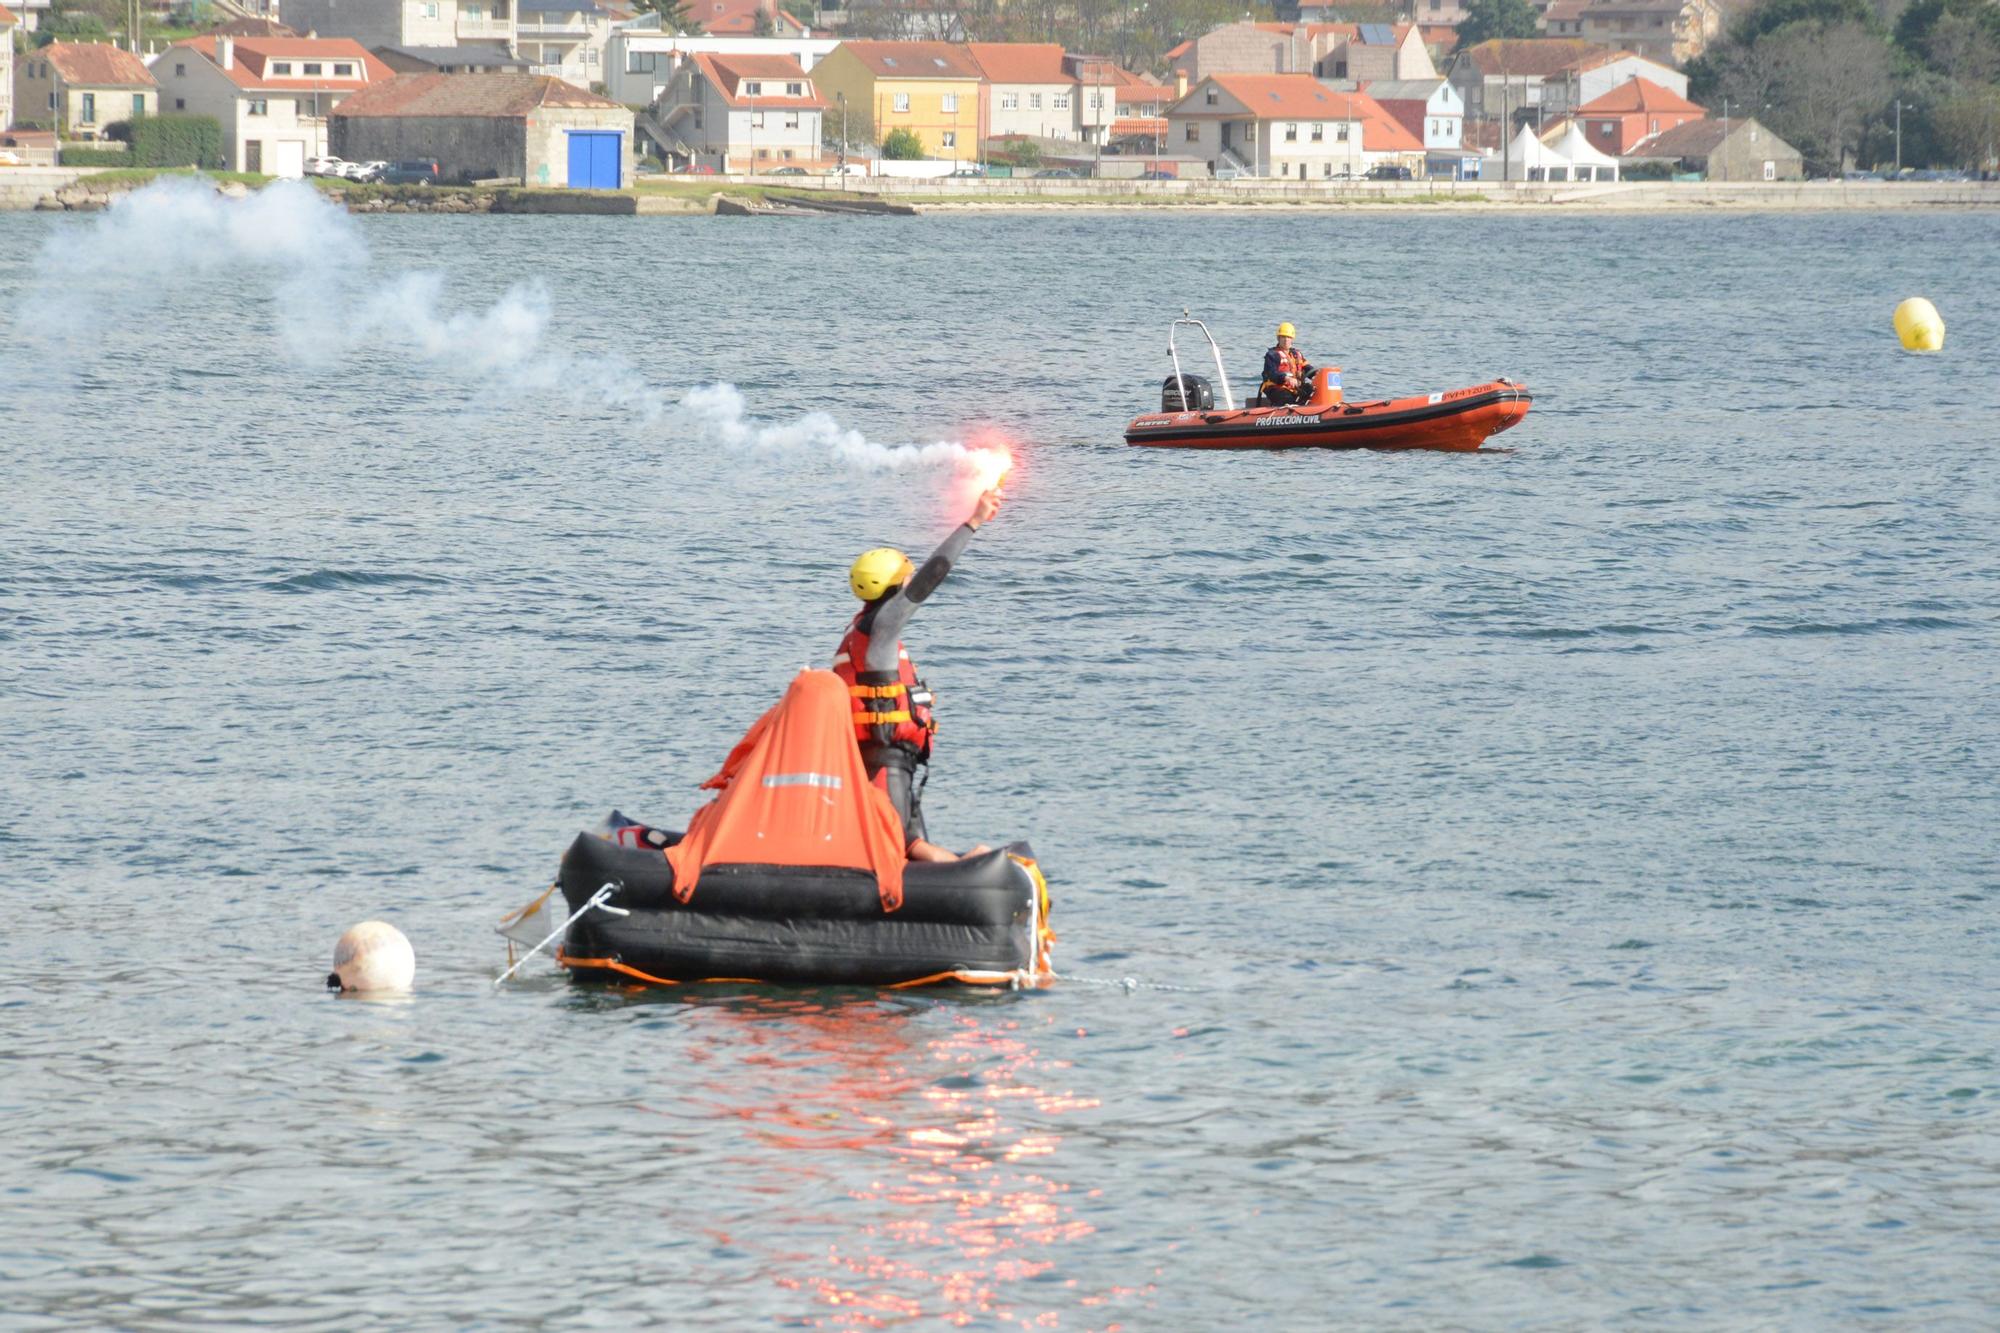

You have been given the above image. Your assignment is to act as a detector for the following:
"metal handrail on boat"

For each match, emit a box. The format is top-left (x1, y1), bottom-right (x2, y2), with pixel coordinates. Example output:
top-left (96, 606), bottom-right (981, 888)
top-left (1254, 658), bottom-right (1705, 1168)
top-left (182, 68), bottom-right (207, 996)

top-left (1168, 311), bottom-right (1236, 411)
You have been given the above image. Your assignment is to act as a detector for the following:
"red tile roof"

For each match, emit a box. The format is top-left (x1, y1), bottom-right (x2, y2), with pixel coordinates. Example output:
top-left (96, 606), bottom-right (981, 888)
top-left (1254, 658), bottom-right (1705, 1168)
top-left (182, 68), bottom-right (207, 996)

top-left (43, 42), bottom-right (158, 88)
top-left (695, 52), bottom-right (827, 108)
top-left (833, 41), bottom-right (981, 79)
top-left (1203, 74), bottom-right (1351, 120)
top-left (332, 73), bottom-right (626, 118)
top-left (1108, 116), bottom-right (1166, 137)
top-left (694, 0), bottom-right (808, 36)
top-left (172, 35), bottom-right (394, 93)
top-left (1352, 92), bottom-right (1423, 150)
top-left (0, 4), bottom-right (21, 26)
top-left (1460, 38), bottom-right (1610, 77)
top-left (966, 42), bottom-right (1068, 84)
top-left (1575, 75), bottom-right (1702, 113)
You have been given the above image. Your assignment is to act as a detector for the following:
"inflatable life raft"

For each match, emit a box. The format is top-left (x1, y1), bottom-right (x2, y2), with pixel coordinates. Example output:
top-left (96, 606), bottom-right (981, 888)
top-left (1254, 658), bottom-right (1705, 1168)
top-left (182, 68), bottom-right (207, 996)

top-left (1124, 315), bottom-right (1530, 452)
top-left (554, 823), bottom-right (1053, 988)
top-left (542, 670), bottom-right (1055, 990)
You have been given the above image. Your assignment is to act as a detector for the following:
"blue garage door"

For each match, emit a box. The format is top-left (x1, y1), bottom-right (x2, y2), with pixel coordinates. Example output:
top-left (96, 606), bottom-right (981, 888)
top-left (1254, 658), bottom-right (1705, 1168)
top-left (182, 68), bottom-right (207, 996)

top-left (566, 131), bottom-right (622, 190)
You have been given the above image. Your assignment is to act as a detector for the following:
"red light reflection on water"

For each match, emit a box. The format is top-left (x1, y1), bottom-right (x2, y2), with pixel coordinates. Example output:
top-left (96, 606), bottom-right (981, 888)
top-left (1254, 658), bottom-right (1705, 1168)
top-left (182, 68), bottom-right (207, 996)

top-left (675, 996), bottom-right (1140, 1328)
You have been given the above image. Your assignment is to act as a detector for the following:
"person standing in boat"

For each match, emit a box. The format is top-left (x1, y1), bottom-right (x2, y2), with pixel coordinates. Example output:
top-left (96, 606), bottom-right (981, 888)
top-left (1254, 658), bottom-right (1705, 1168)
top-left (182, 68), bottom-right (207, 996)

top-left (834, 486), bottom-right (1003, 863)
top-left (1261, 321), bottom-right (1316, 406)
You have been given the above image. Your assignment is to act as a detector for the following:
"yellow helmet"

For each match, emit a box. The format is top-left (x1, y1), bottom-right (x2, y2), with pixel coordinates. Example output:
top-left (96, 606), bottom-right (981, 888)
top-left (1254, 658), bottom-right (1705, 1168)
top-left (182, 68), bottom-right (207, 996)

top-left (849, 547), bottom-right (914, 601)
top-left (1276, 321), bottom-right (1297, 339)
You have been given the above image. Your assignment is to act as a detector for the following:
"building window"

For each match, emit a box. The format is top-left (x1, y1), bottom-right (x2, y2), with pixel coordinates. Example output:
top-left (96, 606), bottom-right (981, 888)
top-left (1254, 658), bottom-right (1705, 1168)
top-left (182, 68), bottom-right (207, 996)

top-left (1001, 92), bottom-right (1017, 109)
top-left (1333, 60), bottom-right (1347, 77)
top-left (1184, 122), bottom-right (1199, 142)
top-left (175, 97), bottom-right (186, 109)
top-left (133, 94), bottom-right (145, 115)
top-left (893, 93), bottom-right (910, 112)
top-left (1205, 88), bottom-right (1218, 105)
top-left (745, 81), bottom-right (761, 94)
top-left (1600, 122), bottom-right (1613, 137)
top-left (786, 81), bottom-right (802, 95)
top-left (1244, 122), bottom-right (1256, 141)
top-left (334, 63), bottom-right (354, 76)
top-left (249, 98), bottom-right (268, 115)
top-left (303, 62), bottom-right (322, 75)
top-left (1323, 160), bottom-right (1333, 176)
top-left (81, 93), bottom-right (96, 123)
top-left (1029, 92), bottom-right (1041, 109)
top-left (1311, 122), bottom-right (1323, 140)
top-left (1336, 123), bottom-right (1348, 140)
top-left (175, 62), bottom-right (186, 76)
top-left (941, 92), bottom-right (956, 112)
top-left (1053, 93), bottom-right (1069, 109)
top-left (781, 148), bottom-right (793, 159)
top-left (423, 1), bottom-right (439, 16)
top-left (1284, 121), bottom-right (1297, 141)
top-left (751, 110), bottom-right (764, 127)
top-left (784, 112), bottom-right (798, 128)
top-left (1091, 92), bottom-right (1103, 109)
top-left (941, 130), bottom-right (956, 147)
top-left (273, 61), bottom-right (292, 73)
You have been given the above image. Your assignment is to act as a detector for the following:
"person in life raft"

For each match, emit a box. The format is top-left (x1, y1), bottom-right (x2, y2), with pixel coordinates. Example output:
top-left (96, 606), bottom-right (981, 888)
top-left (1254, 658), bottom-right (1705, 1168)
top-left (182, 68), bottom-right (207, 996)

top-left (835, 485), bottom-right (1003, 863)
top-left (1261, 321), bottom-right (1316, 406)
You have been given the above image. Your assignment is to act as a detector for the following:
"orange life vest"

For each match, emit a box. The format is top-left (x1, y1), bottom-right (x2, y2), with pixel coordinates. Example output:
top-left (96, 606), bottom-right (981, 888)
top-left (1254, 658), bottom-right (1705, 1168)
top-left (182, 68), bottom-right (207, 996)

top-left (1266, 346), bottom-right (1307, 390)
top-left (832, 611), bottom-right (935, 757)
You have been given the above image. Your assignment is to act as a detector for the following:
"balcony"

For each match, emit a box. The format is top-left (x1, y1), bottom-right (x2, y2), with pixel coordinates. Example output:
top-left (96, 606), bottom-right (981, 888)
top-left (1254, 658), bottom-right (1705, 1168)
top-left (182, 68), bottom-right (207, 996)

top-left (456, 15), bottom-right (513, 38)
top-left (517, 17), bottom-right (589, 35)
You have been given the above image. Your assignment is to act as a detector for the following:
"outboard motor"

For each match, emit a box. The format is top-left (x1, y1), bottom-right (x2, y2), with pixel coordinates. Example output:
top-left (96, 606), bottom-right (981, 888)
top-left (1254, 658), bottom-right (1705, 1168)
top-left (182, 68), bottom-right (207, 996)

top-left (1161, 374), bottom-right (1213, 412)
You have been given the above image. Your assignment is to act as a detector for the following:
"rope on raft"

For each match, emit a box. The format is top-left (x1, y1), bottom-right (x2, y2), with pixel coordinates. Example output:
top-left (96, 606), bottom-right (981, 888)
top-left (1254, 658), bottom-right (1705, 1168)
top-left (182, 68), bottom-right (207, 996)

top-left (493, 882), bottom-right (628, 988)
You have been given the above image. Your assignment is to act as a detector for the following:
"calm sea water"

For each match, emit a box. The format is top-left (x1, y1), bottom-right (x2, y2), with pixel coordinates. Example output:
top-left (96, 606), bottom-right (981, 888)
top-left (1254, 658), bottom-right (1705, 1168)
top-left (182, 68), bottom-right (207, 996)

top-left (3, 184), bottom-right (1998, 1328)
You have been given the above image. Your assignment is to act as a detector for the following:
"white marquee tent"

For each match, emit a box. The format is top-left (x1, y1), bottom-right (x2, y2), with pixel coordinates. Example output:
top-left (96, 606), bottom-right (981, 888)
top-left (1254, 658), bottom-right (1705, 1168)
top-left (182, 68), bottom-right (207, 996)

top-left (1483, 124), bottom-right (1573, 181)
top-left (1550, 121), bottom-right (1621, 181)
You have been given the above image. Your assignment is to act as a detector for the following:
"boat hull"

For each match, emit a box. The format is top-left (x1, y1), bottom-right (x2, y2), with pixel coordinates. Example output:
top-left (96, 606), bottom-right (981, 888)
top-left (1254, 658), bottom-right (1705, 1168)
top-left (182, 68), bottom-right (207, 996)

top-left (1125, 381), bottom-right (1530, 452)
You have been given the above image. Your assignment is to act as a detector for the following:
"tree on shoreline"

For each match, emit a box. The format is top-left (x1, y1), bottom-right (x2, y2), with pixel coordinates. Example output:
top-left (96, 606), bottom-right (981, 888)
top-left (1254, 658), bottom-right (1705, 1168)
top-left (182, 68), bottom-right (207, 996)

top-left (1455, 0), bottom-right (1542, 48)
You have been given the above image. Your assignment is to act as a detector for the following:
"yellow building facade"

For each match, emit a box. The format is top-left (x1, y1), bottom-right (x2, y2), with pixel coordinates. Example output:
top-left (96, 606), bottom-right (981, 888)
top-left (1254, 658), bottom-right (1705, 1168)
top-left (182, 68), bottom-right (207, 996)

top-left (812, 42), bottom-right (984, 164)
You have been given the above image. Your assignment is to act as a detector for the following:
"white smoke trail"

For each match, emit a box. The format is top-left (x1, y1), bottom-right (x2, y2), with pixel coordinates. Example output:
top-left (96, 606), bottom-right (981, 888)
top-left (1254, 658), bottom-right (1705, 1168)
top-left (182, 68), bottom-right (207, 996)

top-left (15, 178), bottom-right (1009, 480)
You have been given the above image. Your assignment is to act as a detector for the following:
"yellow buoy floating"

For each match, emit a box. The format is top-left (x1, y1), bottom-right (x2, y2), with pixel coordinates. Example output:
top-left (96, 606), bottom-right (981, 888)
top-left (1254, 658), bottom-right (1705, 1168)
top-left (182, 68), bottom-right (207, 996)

top-left (1894, 297), bottom-right (1945, 353)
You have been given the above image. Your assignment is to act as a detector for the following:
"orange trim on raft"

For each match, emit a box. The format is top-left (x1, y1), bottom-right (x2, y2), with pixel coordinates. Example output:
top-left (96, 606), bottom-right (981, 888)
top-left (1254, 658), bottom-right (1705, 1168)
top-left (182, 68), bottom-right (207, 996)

top-left (556, 950), bottom-right (1049, 991)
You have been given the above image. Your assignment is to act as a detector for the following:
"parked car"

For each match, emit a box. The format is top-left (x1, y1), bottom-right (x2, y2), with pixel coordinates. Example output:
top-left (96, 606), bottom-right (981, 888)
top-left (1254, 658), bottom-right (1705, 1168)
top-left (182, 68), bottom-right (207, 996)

top-left (769, 165), bottom-right (808, 176)
top-left (948, 166), bottom-right (985, 177)
top-left (1214, 164), bottom-right (1245, 181)
top-left (378, 159), bottom-right (441, 185)
top-left (1036, 168), bottom-right (1082, 178)
top-left (304, 155), bottom-right (345, 177)
top-left (337, 159), bottom-right (385, 181)
top-left (1138, 169), bottom-right (1176, 180)
top-left (1366, 164), bottom-right (1413, 181)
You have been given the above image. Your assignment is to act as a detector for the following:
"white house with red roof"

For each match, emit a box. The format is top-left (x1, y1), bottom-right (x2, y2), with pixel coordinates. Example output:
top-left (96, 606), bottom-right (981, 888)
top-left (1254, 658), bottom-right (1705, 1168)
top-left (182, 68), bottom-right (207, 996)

top-left (652, 51), bottom-right (825, 171)
top-left (964, 43), bottom-right (1076, 141)
top-left (1167, 73), bottom-right (1420, 179)
top-left (13, 42), bottom-right (156, 137)
top-left (1572, 75), bottom-right (1702, 152)
top-left (158, 35), bottom-right (394, 175)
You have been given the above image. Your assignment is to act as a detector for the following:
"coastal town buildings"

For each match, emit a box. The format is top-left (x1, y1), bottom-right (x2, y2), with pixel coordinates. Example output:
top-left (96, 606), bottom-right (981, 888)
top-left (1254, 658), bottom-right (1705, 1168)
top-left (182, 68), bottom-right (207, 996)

top-left (157, 35), bottom-right (392, 176)
top-left (1166, 74), bottom-right (1419, 179)
top-left (1449, 38), bottom-right (1605, 123)
top-left (1365, 77), bottom-right (1480, 176)
top-left (1537, 0), bottom-right (1723, 65)
top-left (0, 5), bottom-right (17, 131)
top-left (967, 43), bottom-right (1076, 142)
top-left (1571, 76), bottom-right (1704, 152)
top-left (1167, 22), bottom-right (1437, 86)
top-left (331, 72), bottom-right (634, 186)
top-left (810, 40), bottom-right (984, 162)
top-left (689, 0), bottom-right (812, 36)
top-left (606, 31), bottom-right (837, 105)
top-left (1624, 115), bottom-right (1801, 178)
top-left (652, 51), bottom-right (825, 170)
top-left (12, 42), bottom-right (156, 138)
top-left (283, 0), bottom-right (519, 62)
top-left (514, 0), bottom-right (620, 85)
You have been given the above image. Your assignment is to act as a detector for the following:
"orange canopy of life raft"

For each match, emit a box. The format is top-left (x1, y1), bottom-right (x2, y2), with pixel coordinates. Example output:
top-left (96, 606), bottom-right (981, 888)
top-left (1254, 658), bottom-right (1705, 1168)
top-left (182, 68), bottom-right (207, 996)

top-left (665, 669), bottom-right (910, 911)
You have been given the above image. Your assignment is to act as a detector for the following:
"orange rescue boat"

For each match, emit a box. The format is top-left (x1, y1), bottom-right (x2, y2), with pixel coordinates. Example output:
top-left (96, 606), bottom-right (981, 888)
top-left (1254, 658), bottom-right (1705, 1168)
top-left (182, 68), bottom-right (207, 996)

top-left (1124, 316), bottom-right (1530, 453)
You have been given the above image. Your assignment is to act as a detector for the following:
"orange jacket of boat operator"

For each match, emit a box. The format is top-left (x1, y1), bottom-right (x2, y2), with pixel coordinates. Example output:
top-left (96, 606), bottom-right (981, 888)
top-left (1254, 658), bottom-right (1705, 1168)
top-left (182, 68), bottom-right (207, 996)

top-left (1263, 344), bottom-right (1308, 393)
top-left (833, 613), bottom-right (936, 756)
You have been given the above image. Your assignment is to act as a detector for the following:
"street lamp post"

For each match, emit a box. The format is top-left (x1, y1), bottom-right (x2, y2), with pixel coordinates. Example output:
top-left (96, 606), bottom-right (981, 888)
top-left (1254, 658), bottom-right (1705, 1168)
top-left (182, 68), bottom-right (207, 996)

top-left (836, 90), bottom-right (846, 187)
top-left (1895, 99), bottom-right (1903, 174)
top-left (1721, 98), bottom-right (1729, 181)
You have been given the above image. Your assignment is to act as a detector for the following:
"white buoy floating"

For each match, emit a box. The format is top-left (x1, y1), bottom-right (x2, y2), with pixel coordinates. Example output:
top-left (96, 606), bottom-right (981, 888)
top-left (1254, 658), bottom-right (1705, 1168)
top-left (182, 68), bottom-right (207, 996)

top-left (328, 921), bottom-right (416, 993)
top-left (1894, 297), bottom-right (1945, 353)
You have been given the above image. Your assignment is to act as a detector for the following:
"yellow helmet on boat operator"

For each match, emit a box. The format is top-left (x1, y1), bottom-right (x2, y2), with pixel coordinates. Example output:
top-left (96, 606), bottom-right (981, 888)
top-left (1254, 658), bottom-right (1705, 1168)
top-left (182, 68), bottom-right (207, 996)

top-left (849, 547), bottom-right (915, 601)
top-left (1276, 321), bottom-right (1297, 339)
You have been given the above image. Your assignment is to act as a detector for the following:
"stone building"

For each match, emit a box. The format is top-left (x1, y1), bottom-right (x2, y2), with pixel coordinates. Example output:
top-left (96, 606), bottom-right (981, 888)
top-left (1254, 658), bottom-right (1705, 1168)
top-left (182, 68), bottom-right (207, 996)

top-left (1624, 116), bottom-right (1803, 179)
top-left (330, 73), bottom-right (634, 187)
top-left (12, 41), bottom-right (156, 137)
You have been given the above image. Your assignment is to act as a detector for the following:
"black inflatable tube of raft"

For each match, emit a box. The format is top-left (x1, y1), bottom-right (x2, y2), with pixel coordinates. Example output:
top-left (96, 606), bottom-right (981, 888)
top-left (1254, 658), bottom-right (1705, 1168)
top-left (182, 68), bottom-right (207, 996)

top-left (557, 832), bottom-right (1042, 986)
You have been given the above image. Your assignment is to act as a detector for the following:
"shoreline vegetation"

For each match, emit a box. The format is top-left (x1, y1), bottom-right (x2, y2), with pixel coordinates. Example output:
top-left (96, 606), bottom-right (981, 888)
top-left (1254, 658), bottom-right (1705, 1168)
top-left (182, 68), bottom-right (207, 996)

top-left (4, 166), bottom-right (1996, 215)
